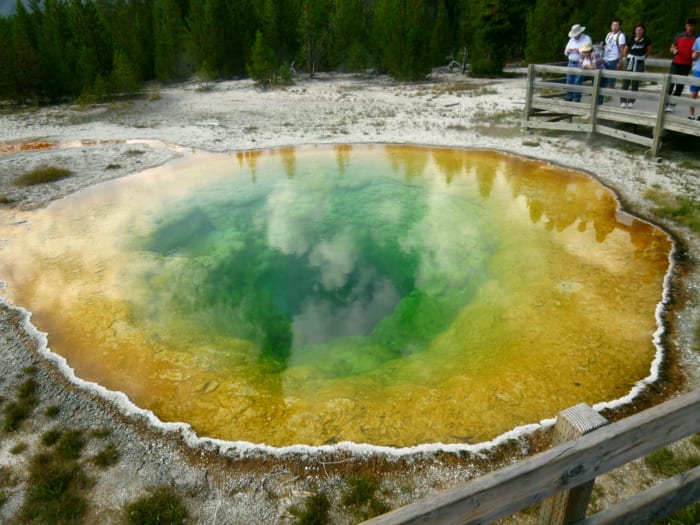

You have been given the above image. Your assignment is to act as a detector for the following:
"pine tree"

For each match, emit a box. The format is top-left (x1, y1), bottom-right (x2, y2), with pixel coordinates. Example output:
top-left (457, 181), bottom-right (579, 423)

top-left (431, 1), bottom-right (453, 66)
top-left (297, 0), bottom-right (332, 77)
top-left (98, 0), bottom-right (154, 81)
top-left (246, 29), bottom-right (277, 85)
top-left (110, 48), bottom-right (141, 94)
top-left (69, 0), bottom-right (113, 97)
top-left (373, 0), bottom-right (433, 80)
top-left (152, 0), bottom-right (189, 81)
top-left (6, 1), bottom-right (43, 101)
top-left (525, 0), bottom-right (576, 64)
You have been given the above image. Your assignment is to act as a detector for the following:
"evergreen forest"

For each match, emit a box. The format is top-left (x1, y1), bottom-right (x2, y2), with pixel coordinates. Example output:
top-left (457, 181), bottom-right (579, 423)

top-left (0, 0), bottom-right (698, 104)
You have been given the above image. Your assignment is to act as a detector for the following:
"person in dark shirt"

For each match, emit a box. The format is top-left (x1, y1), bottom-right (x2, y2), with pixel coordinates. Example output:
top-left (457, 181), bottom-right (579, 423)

top-left (666, 17), bottom-right (697, 112)
top-left (620, 24), bottom-right (652, 108)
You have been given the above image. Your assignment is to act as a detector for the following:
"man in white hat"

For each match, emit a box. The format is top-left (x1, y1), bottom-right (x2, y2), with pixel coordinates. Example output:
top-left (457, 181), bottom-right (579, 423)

top-left (564, 24), bottom-right (592, 101)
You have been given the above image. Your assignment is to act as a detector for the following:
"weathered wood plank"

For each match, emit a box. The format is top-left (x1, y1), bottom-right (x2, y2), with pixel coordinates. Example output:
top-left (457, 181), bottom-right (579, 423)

top-left (663, 120), bottom-right (700, 137)
top-left (576, 465), bottom-right (700, 525)
top-left (521, 121), bottom-right (592, 132)
top-left (361, 390), bottom-right (700, 525)
top-left (594, 111), bottom-right (657, 127)
top-left (593, 125), bottom-right (654, 147)
top-left (537, 405), bottom-right (609, 525)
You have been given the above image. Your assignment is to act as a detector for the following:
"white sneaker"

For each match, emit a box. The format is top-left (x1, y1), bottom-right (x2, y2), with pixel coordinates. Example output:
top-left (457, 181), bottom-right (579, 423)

top-left (620, 102), bottom-right (627, 108)
top-left (665, 104), bottom-right (673, 112)
top-left (627, 101), bottom-right (635, 108)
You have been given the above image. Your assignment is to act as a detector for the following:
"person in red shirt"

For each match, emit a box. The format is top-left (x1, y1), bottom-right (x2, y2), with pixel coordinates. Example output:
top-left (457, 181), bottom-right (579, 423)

top-left (666, 17), bottom-right (697, 112)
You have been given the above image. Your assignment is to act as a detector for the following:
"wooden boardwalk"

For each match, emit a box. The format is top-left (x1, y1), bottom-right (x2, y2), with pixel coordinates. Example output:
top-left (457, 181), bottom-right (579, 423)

top-left (523, 61), bottom-right (700, 155)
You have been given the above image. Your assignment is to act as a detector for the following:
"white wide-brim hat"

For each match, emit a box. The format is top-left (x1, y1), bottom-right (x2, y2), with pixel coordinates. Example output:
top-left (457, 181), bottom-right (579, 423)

top-left (569, 24), bottom-right (586, 37)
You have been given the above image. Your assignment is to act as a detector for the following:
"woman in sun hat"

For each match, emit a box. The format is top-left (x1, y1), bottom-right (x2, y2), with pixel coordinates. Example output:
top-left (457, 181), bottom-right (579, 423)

top-left (565, 24), bottom-right (592, 102)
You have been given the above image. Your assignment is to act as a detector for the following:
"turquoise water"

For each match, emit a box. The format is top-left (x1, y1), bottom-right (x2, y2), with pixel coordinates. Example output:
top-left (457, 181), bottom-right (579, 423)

top-left (133, 158), bottom-right (488, 376)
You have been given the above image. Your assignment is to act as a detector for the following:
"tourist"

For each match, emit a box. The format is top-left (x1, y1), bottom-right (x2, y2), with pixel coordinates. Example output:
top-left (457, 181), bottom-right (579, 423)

top-left (602, 18), bottom-right (626, 94)
top-left (579, 41), bottom-right (603, 71)
top-left (565, 24), bottom-right (592, 102)
top-left (620, 24), bottom-right (652, 108)
top-left (665, 17), bottom-right (697, 112)
top-left (688, 35), bottom-right (700, 120)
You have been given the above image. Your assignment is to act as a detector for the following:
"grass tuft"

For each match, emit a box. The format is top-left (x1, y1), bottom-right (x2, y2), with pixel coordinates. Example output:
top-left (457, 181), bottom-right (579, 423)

top-left (45, 405), bottom-right (60, 417)
top-left (10, 442), bottom-right (28, 454)
top-left (342, 476), bottom-right (389, 520)
top-left (55, 429), bottom-right (85, 460)
top-left (90, 427), bottom-right (112, 439)
top-left (92, 442), bottom-right (120, 468)
top-left (655, 501), bottom-right (700, 525)
top-left (289, 491), bottom-right (331, 525)
top-left (41, 428), bottom-right (63, 446)
top-left (15, 166), bottom-right (73, 186)
top-left (644, 189), bottom-right (700, 232)
top-left (644, 447), bottom-right (700, 477)
top-left (3, 378), bottom-right (39, 431)
top-left (19, 451), bottom-right (91, 525)
top-left (343, 476), bottom-right (378, 507)
top-left (125, 485), bottom-right (189, 525)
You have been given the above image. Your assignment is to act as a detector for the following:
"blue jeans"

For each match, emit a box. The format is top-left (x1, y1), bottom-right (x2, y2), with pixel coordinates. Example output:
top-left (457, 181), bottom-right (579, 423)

top-left (565, 61), bottom-right (582, 101)
top-left (603, 59), bottom-right (619, 88)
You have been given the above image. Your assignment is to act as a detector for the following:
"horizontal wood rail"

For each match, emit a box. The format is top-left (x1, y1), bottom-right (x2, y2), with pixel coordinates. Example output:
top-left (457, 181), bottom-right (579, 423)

top-left (523, 63), bottom-right (700, 155)
top-left (362, 389), bottom-right (700, 525)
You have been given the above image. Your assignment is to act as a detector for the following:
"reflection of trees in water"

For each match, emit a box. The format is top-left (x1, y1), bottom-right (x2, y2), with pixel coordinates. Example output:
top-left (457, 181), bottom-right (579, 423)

top-left (236, 150), bottom-right (263, 182)
top-left (385, 145), bottom-right (429, 181)
top-left (475, 161), bottom-right (497, 199)
top-left (334, 144), bottom-right (352, 176)
top-left (278, 146), bottom-right (296, 179)
top-left (432, 148), bottom-right (468, 184)
top-left (503, 160), bottom-right (620, 242)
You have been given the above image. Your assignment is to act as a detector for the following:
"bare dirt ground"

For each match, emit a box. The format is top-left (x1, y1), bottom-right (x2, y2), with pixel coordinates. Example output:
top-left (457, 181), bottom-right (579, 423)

top-left (1, 69), bottom-right (699, 524)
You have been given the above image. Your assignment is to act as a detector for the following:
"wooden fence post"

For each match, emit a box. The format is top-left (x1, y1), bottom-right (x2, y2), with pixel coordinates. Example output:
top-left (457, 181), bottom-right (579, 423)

top-left (524, 64), bottom-right (535, 124)
top-left (537, 403), bottom-right (609, 525)
top-left (651, 74), bottom-right (672, 157)
top-left (589, 70), bottom-right (602, 132)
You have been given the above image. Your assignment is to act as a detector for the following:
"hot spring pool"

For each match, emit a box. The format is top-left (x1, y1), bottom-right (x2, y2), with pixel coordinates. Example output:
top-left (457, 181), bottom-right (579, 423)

top-left (0, 145), bottom-right (672, 447)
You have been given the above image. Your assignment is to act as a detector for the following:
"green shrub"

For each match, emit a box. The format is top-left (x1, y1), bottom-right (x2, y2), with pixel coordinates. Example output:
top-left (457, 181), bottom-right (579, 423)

top-left (3, 399), bottom-right (35, 431)
top-left (3, 378), bottom-right (41, 430)
top-left (125, 485), bottom-right (189, 525)
top-left (92, 442), bottom-right (120, 468)
top-left (655, 501), bottom-right (700, 525)
top-left (10, 442), bottom-right (28, 454)
top-left (17, 378), bottom-right (38, 399)
top-left (645, 448), bottom-right (700, 476)
top-left (15, 166), bottom-right (73, 186)
top-left (290, 492), bottom-right (331, 525)
top-left (55, 430), bottom-right (85, 460)
top-left (343, 476), bottom-right (378, 507)
top-left (41, 428), bottom-right (63, 446)
top-left (90, 427), bottom-right (112, 439)
top-left (342, 476), bottom-right (389, 520)
top-left (45, 405), bottom-right (60, 417)
top-left (19, 452), bottom-right (90, 525)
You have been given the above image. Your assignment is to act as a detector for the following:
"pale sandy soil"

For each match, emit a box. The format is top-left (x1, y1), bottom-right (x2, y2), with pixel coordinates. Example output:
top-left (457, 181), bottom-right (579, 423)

top-left (1, 69), bottom-right (699, 524)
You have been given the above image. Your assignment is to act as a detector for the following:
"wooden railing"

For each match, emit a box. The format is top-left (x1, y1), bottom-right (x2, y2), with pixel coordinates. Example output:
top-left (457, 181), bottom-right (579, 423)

top-left (522, 63), bottom-right (700, 156)
top-left (362, 389), bottom-right (700, 525)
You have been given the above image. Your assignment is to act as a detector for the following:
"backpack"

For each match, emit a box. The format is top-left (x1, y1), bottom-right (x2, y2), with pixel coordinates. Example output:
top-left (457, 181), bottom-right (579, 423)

top-left (606, 31), bottom-right (624, 56)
